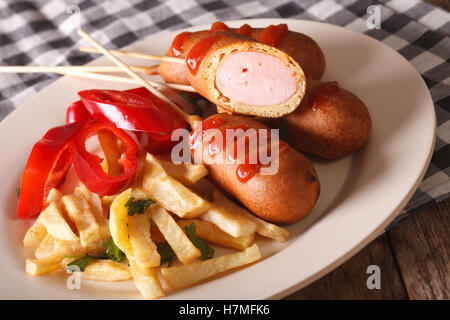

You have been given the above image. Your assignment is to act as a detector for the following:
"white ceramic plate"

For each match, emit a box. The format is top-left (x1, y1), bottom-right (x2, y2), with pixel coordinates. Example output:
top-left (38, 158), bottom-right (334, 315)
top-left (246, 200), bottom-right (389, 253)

top-left (0, 19), bottom-right (435, 299)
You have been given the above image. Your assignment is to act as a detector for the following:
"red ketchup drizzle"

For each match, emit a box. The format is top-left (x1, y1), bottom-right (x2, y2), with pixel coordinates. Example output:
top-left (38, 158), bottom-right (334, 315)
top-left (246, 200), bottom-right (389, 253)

top-left (210, 21), bottom-right (230, 32)
top-left (203, 123), bottom-right (253, 158)
top-left (235, 24), bottom-right (253, 37)
top-left (186, 36), bottom-right (219, 75)
top-left (309, 81), bottom-right (339, 113)
top-left (189, 117), bottom-right (225, 151)
top-left (257, 24), bottom-right (288, 46)
top-left (237, 138), bottom-right (290, 183)
top-left (171, 31), bottom-right (191, 57)
top-left (236, 162), bottom-right (260, 183)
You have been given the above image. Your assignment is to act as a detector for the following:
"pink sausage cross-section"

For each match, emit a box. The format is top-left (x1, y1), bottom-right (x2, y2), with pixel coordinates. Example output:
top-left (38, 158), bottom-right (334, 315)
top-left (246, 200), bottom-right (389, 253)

top-left (215, 52), bottom-right (297, 106)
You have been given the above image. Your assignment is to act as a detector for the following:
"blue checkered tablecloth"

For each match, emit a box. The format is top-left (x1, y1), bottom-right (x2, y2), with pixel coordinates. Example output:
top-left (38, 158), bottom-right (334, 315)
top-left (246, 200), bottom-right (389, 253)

top-left (0, 0), bottom-right (449, 226)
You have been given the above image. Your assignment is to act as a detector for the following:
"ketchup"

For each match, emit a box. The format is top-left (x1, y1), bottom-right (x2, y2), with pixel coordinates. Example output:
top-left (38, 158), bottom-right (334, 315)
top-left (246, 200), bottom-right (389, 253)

top-left (190, 116), bottom-right (290, 183)
top-left (309, 81), bottom-right (339, 113)
top-left (171, 22), bottom-right (289, 62)
top-left (236, 24), bottom-right (253, 37)
top-left (186, 36), bottom-right (219, 75)
top-left (236, 163), bottom-right (260, 183)
top-left (257, 24), bottom-right (288, 46)
top-left (189, 117), bottom-right (226, 151)
top-left (171, 31), bottom-right (191, 57)
top-left (210, 21), bottom-right (229, 32)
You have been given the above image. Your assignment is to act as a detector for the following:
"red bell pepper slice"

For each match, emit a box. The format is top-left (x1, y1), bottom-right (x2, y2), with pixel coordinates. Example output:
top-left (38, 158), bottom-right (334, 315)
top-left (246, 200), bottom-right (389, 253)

top-left (78, 89), bottom-right (173, 133)
top-left (73, 121), bottom-right (138, 196)
top-left (125, 87), bottom-right (187, 153)
top-left (18, 121), bottom-right (85, 219)
top-left (66, 100), bottom-right (92, 124)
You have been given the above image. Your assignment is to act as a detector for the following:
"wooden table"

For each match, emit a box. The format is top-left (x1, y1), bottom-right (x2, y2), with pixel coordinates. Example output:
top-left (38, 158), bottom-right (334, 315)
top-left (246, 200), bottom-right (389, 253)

top-left (285, 198), bottom-right (449, 299)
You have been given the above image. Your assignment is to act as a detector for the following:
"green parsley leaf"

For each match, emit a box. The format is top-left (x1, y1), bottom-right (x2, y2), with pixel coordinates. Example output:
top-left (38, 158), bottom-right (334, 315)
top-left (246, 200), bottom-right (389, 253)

top-left (157, 242), bottom-right (176, 267)
top-left (103, 239), bottom-right (125, 262)
top-left (125, 197), bottom-right (155, 216)
top-left (67, 256), bottom-right (93, 272)
top-left (279, 119), bottom-right (289, 141)
top-left (184, 223), bottom-right (214, 260)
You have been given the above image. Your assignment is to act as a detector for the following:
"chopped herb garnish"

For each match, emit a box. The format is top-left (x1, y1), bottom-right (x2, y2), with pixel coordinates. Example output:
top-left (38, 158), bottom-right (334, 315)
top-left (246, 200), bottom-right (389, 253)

top-left (103, 239), bottom-right (125, 262)
top-left (67, 255), bottom-right (93, 272)
top-left (279, 119), bottom-right (289, 141)
top-left (16, 187), bottom-right (20, 198)
top-left (157, 242), bottom-right (176, 267)
top-left (184, 223), bottom-right (214, 260)
top-left (65, 240), bottom-right (125, 272)
top-left (125, 197), bottom-right (155, 216)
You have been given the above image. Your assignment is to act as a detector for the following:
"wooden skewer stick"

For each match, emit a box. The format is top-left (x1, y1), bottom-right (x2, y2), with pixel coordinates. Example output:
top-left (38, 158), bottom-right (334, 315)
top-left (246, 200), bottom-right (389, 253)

top-left (58, 71), bottom-right (196, 92)
top-left (77, 29), bottom-right (200, 127)
top-left (143, 64), bottom-right (160, 75)
top-left (79, 46), bottom-right (185, 64)
top-left (0, 65), bottom-right (152, 74)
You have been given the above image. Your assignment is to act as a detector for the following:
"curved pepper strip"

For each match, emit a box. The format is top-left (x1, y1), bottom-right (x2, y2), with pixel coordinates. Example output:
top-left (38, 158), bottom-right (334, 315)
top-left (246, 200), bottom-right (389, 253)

top-left (18, 121), bottom-right (85, 219)
top-left (66, 100), bottom-right (92, 124)
top-left (125, 87), bottom-right (187, 154)
top-left (78, 89), bottom-right (173, 134)
top-left (73, 121), bottom-right (138, 196)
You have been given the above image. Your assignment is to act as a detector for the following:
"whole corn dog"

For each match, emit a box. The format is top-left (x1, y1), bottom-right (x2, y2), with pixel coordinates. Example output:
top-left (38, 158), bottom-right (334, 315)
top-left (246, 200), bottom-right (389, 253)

top-left (160, 22), bottom-right (326, 84)
top-left (263, 80), bottom-right (372, 160)
top-left (189, 113), bottom-right (320, 224)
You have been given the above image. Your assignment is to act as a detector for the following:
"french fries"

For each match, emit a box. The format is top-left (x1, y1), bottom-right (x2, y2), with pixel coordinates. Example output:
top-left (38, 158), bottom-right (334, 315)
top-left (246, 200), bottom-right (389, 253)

top-left (40, 202), bottom-right (79, 241)
top-left (34, 234), bottom-right (58, 260)
top-left (35, 235), bottom-right (87, 260)
top-left (129, 259), bottom-right (165, 300)
top-left (26, 257), bottom-right (61, 276)
top-left (161, 244), bottom-right (262, 290)
top-left (53, 238), bottom-right (87, 257)
top-left (200, 203), bottom-right (256, 238)
top-left (61, 258), bottom-right (132, 281)
top-left (23, 217), bottom-right (47, 248)
top-left (149, 205), bottom-right (201, 264)
top-left (213, 190), bottom-right (290, 242)
top-left (61, 194), bottom-right (102, 252)
top-left (158, 157), bottom-right (208, 186)
top-left (109, 188), bottom-right (165, 298)
top-left (131, 155), bottom-right (146, 188)
top-left (74, 185), bottom-right (110, 242)
top-left (178, 219), bottom-right (254, 251)
top-left (23, 188), bottom-right (63, 247)
top-left (128, 210), bottom-right (161, 268)
top-left (143, 153), bottom-right (210, 218)
top-left (22, 152), bottom-right (287, 300)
